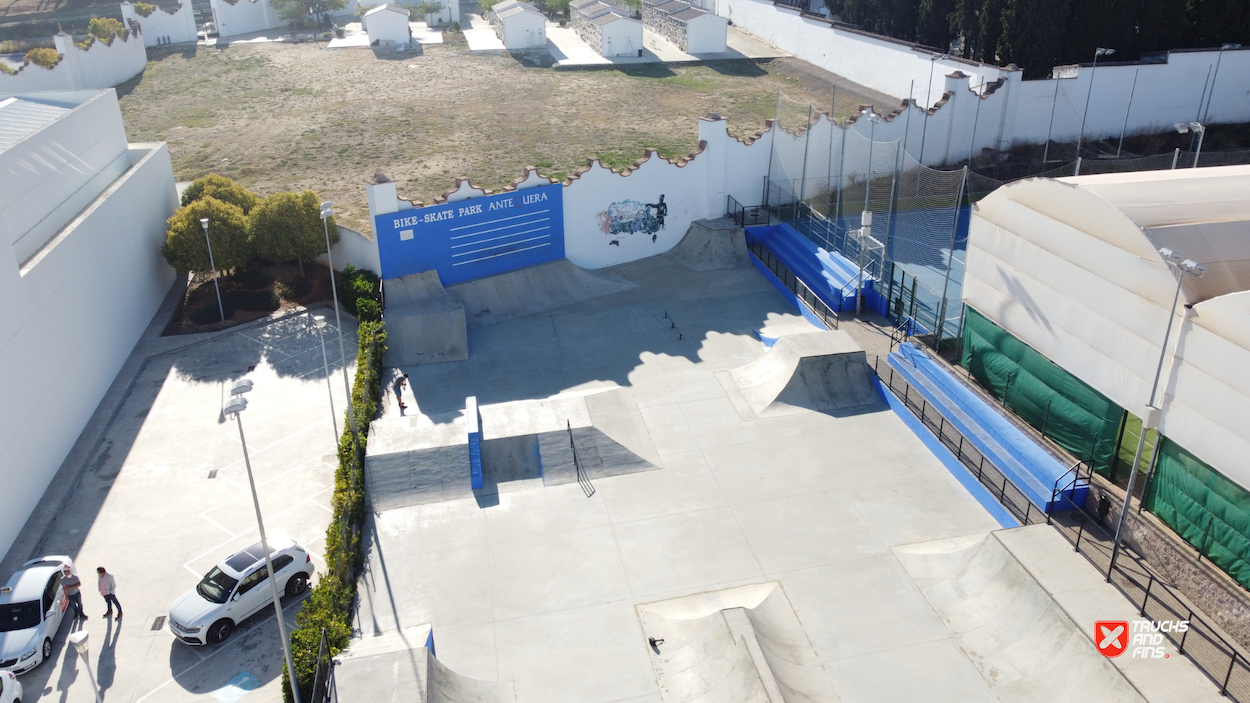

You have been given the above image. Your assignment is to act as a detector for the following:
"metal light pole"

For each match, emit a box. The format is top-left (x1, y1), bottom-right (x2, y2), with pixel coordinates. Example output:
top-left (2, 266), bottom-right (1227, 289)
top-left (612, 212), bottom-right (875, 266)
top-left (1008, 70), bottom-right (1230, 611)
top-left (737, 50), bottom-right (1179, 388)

top-left (863, 110), bottom-right (881, 212)
top-left (223, 381), bottom-right (303, 703)
top-left (68, 631), bottom-right (102, 703)
top-left (312, 315), bottom-right (339, 443)
top-left (855, 210), bottom-right (871, 315)
top-left (1041, 73), bottom-right (1061, 167)
top-left (918, 53), bottom-right (949, 164)
top-left (200, 217), bottom-right (226, 321)
top-left (1116, 69), bottom-right (1139, 156)
top-left (1107, 249), bottom-right (1206, 578)
top-left (1175, 122), bottom-right (1205, 168)
top-left (1076, 47), bottom-right (1114, 157)
top-left (1201, 43), bottom-right (1242, 125)
top-left (320, 202), bottom-right (360, 452)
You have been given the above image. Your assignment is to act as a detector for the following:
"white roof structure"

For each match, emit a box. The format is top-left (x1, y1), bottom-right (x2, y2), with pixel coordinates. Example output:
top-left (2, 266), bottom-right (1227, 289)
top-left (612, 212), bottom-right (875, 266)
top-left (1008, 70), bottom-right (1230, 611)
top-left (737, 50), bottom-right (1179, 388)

top-left (0, 96), bottom-right (72, 152)
top-left (965, 165), bottom-right (1250, 490)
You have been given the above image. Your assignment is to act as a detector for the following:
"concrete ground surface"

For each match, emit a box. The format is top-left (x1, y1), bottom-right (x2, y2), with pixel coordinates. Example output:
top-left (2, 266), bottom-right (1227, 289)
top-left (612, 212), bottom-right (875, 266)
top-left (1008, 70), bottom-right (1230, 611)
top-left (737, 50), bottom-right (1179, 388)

top-left (547, 26), bottom-right (788, 67)
top-left (355, 253), bottom-right (1015, 702)
top-left (1, 299), bottom-right (357, 702)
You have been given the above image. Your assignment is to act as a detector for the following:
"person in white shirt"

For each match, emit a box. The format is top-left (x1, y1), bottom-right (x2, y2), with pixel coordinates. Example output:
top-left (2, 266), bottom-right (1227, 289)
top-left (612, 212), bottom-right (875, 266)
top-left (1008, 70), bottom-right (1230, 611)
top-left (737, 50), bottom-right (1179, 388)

top-left (97, 567), bottom-right (123, 619)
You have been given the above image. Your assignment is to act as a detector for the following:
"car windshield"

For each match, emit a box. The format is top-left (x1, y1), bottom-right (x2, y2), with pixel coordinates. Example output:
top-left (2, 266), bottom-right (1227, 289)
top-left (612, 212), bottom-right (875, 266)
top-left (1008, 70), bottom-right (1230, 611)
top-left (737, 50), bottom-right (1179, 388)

top-left (196, 567), bottom-right (239, 604)
top-left (0, 601), bottom-right (41, 632)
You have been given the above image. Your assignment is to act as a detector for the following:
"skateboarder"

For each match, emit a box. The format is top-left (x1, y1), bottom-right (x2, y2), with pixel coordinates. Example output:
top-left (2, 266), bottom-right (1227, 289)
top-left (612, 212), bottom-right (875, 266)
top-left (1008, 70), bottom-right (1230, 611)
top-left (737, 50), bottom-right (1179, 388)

top-left (393, 373), bottom-right (409, 410)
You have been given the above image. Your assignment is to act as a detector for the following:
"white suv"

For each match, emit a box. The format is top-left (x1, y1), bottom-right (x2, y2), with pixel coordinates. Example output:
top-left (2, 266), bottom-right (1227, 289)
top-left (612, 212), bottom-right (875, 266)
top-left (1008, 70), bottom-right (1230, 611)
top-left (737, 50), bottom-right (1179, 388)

top-left (168, 538), bottom-right (313, 646)
top-left (0, 556), bottom-right (73, 676)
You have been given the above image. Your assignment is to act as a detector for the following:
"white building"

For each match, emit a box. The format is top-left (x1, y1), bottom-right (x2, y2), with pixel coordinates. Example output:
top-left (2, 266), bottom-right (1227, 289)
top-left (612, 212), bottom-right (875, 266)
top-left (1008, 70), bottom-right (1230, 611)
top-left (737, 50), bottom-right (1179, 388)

top-left (0, 89), bottom-right (178, 559)
top-left (208, 0), bottom-right (282, 38)
top-left (571, 0), bottom-right (642, 58)
top-left (494, 2), bottom-right (546, 51)
top-left (363, 4), bottom-right (411, 46)
top-left (120, 1), bottom-right (198, 46)
top-left (643, 0), bottom-right (726, 53)
top-left (0, 29), bottom-right (147, 93)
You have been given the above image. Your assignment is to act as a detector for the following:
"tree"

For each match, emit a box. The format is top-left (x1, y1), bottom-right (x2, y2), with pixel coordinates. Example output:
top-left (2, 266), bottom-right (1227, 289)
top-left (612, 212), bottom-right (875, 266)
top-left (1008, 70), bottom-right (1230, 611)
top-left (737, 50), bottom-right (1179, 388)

top-left (917, 0), bottom-right (956, 49)
top-left (181, 173), bottom-right (260, 214)
top-left (88, 17), bottom-right (126, 41)
top-left (248, 191), bottom-right (338, 278)
top-left (163, 197), bottom-right (251, 274)
top-left (998, 0), bottom-right (1071, 78)
top-left (949, 0), bottom-right (980, 58)
top-left (271, 0), bottom-right (348, 27)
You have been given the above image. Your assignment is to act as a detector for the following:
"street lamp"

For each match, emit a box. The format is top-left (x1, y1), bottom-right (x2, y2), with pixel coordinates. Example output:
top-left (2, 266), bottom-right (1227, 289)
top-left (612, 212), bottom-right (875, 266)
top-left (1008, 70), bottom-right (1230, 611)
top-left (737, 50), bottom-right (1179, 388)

top-left (312, 314), bottom-right (339, 443)
top-left (1108, 248), bottom-right (1206, 577)
top-left (1175, 122), bottom-right (1205, 168)
top-left (1201, 43), bottom-right (1242, 124)
top-left (918, 53), bottom-right (950, 164)
top-left (200, 218), bottom-right (226, 322)
top-left (320, 202), bottom-right (361, 454)
top-left (1076, 47), bottom-right (1114, 157)
top-left (223, 381), bottom-right (303, 703)
top-left (863, 110), bottom-right (882, 212)
top-left (68, 631), bottom-right (102, 703)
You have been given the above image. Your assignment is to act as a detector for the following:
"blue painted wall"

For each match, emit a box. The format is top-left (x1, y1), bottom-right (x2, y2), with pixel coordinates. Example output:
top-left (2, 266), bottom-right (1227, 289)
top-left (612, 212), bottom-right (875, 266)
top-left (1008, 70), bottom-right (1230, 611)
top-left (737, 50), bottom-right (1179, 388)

top-left (374, 184), bottom-right (565, 283)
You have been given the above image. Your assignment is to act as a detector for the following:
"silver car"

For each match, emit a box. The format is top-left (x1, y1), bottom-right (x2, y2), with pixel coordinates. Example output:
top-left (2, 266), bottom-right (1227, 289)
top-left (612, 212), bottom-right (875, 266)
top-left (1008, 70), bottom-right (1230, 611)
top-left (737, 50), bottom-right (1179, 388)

top-left (0, 556), bottom-right (74, 676)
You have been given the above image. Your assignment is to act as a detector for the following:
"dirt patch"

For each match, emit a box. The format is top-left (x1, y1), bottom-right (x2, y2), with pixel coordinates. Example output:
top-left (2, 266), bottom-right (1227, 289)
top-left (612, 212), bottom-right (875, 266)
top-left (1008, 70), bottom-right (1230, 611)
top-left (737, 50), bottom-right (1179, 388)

top-left (164, 260), bottom-right (341, 335)
top-left (119, 41), bottom-right (893, 232)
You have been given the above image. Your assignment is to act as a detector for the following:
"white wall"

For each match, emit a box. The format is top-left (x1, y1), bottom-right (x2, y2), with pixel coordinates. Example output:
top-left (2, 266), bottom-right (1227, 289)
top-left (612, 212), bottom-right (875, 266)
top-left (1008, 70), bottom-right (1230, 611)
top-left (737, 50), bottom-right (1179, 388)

top-left (500, 12), bottom-right (545, 49)
top-left (0, 130), bottom-right (177, 559)
top-left (685, 13), bottom-right (726, 54)
top-left (0, 31), bottom-right (147, 93)
top-left (317, 225), bottom-right (383, 277)
top-left (601, 19), bottom-right (642, 57)
top-left (210, 0), bottom-right (282, 37)
top-left (364, 7), bottom-right (411, 44)
top-left (121, 2), bottom-right (198, 45)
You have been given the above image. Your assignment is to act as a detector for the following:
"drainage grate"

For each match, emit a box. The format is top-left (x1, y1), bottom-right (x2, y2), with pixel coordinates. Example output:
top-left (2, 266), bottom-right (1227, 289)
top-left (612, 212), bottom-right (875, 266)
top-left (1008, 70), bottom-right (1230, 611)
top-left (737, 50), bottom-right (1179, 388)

top-left (208, 469), bottom-right (218, 479)
top-left (151, 615), bottom-right (166, 631)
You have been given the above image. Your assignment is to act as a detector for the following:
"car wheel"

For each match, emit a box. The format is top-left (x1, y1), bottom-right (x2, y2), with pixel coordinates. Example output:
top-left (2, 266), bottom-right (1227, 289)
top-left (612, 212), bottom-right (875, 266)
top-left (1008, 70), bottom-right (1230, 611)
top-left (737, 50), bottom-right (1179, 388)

top-left (42, 636), bottom-right (52, 660)
top-left (286, 573), bottom-right (309, 597)
top-left (207, 619), bottom-right (234, 645)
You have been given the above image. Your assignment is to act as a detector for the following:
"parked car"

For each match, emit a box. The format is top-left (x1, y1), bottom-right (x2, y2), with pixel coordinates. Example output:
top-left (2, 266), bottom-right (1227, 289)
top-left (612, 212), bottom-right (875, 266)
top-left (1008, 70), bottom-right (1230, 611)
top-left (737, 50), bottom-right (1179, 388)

top-left (0, 556), bottom-right (74, 676)
top-left (1, 669), bottom-right (22, 703)
top-left (168, 538), bottom-right (313, 646)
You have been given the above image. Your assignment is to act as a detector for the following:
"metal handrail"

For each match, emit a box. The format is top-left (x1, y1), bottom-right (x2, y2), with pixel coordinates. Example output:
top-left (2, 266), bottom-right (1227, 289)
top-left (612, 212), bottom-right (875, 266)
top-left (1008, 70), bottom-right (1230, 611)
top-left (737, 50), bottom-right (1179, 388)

top-left (1046, 459), bottom-right (1089, 524)
top-left (744, 232), bottom-right (839, 329)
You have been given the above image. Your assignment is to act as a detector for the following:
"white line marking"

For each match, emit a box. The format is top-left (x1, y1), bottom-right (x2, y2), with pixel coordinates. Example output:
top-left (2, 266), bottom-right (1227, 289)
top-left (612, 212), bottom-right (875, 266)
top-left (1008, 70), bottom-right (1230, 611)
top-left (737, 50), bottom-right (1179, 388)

top-left (449, 216), bottom-right (550, 241)
top-left (450, 222), bottom-right (551, 248)
top-left (451, 234), bottom-right (550, 258)
top-left (448, 209), bottom-right (549, 232)
top-left (452, 241), bottom-right (552, 266)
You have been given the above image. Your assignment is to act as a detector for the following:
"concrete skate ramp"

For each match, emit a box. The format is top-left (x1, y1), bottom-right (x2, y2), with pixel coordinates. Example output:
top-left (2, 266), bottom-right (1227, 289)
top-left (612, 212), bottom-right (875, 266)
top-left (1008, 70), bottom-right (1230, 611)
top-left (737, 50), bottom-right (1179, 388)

top-left (638, 583), bottom-right (839, 703)
top-left (447, 259), bottom-right (636, 326)
top-left (383, 270), bottom-right (469, 366)
top-left (479, 386), bottom-right (661, 486)
top-left (666, 218), bottom-right (752, 272)
top-left (366, 416), bottom-right (474, 511)
top-left (894, 534), bottom-right (1144, 703)
top-left (336, 627), bottom-right (515, 702)
top-left (727, 331), bottom-right (879, 418)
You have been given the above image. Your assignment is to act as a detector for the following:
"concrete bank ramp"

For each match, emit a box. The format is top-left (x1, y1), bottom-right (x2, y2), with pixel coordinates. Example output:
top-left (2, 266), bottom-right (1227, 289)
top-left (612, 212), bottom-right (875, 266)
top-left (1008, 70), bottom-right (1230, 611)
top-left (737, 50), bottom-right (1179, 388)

top-left (447, 259), bottom-right (636, 326)
top-left (382, 270), bottom-right (469, 366)
top-left (723, 331), bottom-right (880, 418)
top-left (893, 533), bottom-right (1144, 703)
top-left (336, 626), bottom-right (516, 702)
top-left (666, 217), bottom-right (752, 272)
top-left (638, 583), bottom-right (839, 703)
top-left (366, 414), bottom-right (473, 511)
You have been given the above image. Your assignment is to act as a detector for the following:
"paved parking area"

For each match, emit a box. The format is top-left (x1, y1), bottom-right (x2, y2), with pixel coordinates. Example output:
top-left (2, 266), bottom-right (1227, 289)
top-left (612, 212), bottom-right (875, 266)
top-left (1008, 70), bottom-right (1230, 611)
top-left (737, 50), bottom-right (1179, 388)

top-left (5, 306), bottom-right (356, 702)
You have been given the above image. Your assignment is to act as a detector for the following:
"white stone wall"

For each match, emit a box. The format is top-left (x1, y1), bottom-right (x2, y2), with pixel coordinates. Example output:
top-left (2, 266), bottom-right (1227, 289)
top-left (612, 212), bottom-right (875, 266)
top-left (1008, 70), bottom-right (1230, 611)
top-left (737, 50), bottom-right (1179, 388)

top-left (600, 18), bottom-right (642, 57)
top-left (209, 0), bottom-right (282, 38)
top-left (121, 2), bottom-right (198, 46)
top-left (0, 91), bottom-right (177, 558)
top-left (0, 30), bottom-right (147, 93)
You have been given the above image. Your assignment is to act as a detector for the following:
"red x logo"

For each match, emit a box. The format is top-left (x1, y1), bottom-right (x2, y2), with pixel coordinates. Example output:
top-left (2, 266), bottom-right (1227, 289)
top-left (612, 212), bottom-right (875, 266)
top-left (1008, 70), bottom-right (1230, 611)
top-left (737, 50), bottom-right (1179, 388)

top-left (1096, 621), bottom-right (1129, 657)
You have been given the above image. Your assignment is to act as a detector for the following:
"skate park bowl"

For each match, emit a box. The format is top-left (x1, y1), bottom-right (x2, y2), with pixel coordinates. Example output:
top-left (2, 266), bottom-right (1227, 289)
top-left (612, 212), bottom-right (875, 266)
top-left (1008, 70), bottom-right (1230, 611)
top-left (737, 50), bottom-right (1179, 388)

top-left (721, 330), bottom-right (882, 419)
top-left (638, 583), bottom-right (840, 703)
top-left (893, 531), bottom-right (1144, 703)
top-left (335, 626), bottom-right (516, 702)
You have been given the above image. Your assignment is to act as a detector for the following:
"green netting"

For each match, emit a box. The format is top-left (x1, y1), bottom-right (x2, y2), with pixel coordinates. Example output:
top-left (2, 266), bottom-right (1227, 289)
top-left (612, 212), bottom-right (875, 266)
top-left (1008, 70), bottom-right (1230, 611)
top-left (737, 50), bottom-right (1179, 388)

top-left (960, 307), bottom-right (1124, 474)
top-left (1145, 438), bottom-right (1250, 590)
top-left (1113, 414), bottom-right (1157, 483)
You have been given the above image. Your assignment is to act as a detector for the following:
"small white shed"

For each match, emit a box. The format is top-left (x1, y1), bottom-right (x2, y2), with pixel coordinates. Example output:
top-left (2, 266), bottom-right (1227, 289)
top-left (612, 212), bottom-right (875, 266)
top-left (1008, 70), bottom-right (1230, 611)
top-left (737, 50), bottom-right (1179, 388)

top-left (596, 13), bottom-right (642, 58)
top-left (363, 4), bottom-right (411, 46)
top-left (681, 9), bottom-right (727, 53)
top-left (496, 4), bottom-right (546, 50)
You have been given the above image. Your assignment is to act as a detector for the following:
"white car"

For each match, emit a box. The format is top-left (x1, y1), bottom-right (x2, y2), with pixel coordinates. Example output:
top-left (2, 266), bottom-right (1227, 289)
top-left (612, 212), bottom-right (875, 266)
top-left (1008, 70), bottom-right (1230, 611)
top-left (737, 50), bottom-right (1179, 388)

top-left (1, 669), bottom-right (22, 703)
top-left (168, 538), bottom-right (313, 646)
top-left (0, 556), bottom-right (73, 676)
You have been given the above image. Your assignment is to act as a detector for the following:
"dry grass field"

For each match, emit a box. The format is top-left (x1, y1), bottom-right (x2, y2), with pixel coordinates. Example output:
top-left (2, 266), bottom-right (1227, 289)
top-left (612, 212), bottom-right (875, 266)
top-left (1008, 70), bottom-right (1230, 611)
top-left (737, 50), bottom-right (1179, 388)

top-left (117, 41), bottom-right (895, 231)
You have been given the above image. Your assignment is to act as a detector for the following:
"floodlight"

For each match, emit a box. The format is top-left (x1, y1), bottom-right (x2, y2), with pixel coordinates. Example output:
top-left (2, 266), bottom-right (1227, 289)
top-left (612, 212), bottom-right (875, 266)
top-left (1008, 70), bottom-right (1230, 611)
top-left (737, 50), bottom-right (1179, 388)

top-left (1181, 260), bottom-right (1206, 277)
top-left (224, 397), bottom-right (248, 416)
top-left (1189, 122), bottom-right (1204, 133)
top-left (861, 211), bottom-right (873, 227)
top-left (314, 314), bottom-right (326, 329)
top-left (200, 218), bottom-right (209, 228)
top-left (1158, 247), bottom-right (1182, 263)
top-left (69, 631), bottom-right (89, 656)
top-left (230, 379), bottom-right (254, 396)
top-left (1095, 47), bottom-right (1115, 57)
top-left (1174, 123), bottom-right (1189, 134)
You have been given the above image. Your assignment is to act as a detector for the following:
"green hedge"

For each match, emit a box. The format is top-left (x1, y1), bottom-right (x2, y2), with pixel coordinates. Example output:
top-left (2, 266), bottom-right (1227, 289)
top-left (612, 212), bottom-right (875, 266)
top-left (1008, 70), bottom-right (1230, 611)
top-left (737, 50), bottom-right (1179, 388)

top-left (284, 317), bottom-right (386, 702)
top-left (340, 265), bottom-right (380, 319)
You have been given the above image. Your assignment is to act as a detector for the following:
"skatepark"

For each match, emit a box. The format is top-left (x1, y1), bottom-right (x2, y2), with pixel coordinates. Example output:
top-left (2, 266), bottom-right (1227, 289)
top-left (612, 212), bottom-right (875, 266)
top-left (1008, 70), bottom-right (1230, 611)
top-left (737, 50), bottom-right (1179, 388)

top-left (337, 220), bottom-right (1222, 702)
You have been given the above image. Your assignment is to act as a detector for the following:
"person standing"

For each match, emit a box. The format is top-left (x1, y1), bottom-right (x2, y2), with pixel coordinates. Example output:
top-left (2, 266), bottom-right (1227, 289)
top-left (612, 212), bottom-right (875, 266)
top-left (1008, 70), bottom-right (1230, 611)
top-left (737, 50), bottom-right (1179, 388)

top-left (98, 567), bottom-right (122, 619)
top-left (393, 373), bottom-right (409, 411)
top-left (61, 565), bottom-right (85, 620)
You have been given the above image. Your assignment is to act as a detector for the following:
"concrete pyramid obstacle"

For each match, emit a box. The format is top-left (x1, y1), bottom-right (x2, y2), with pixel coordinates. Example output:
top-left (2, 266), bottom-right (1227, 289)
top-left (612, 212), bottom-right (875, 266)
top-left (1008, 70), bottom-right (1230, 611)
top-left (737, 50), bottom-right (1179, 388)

top-left (666, 217), bottom-right (752, 272)
top-left (726, 330), bottom-right (880, 418)
top-left (335, 626), bottom-right (516, 702)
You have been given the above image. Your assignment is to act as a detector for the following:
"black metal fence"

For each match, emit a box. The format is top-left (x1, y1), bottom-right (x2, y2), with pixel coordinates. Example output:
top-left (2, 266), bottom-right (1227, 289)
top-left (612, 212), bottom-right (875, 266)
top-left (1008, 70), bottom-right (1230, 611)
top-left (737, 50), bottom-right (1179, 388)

top-left (744, 231), bottom-right (839, 330)
top-left (868, 353), bottom-right (1250, 700)
top-left (310, 628), bottom-right (338, 703)
top-left (727, 194), bottom-right (769, 227)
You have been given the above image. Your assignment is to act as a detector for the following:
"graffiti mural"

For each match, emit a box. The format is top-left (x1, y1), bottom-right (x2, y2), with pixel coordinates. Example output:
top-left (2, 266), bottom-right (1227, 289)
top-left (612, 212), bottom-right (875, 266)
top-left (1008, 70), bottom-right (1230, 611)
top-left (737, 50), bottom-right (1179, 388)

top-left (597, 195), bottom-right (668, 245)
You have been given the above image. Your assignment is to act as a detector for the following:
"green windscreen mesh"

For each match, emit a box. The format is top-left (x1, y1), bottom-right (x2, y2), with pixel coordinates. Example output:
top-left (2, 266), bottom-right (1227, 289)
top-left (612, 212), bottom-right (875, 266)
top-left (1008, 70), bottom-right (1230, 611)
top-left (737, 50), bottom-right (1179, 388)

top-left (960, 307), bottom-right (1124, 475)
top-left (1145, 438), bottom-right (1250, 590)
top-left (1113, 415), bottom-right (1157, 483)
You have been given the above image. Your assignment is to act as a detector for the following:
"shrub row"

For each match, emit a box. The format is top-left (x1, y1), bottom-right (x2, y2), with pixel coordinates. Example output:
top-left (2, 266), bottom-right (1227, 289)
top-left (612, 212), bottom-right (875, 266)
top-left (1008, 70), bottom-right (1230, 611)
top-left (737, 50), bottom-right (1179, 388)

top-left (284, 317), bottom-right (387, 702)
top-left (339, 265), bottom-right (381, 320)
